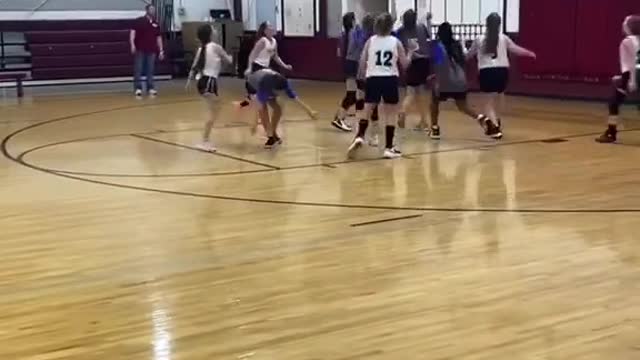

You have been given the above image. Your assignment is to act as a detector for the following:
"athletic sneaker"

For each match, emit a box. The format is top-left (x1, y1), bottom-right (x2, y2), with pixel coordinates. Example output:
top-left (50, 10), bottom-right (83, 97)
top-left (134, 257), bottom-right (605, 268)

top-left (149, 89), bottom-right (158, 97)
top-left (368, 134), bottom-right (379, 147)
top-left (135, 89), bottom-right (143, 98)
top-left (485, 120), bottom-right (503, 139)
top-left (430, 125), bottom-right (441, 140)
top-left (383, 148), bottom-right (402, 159)
top-left (196, 141), bottom-right (217, 153)
top-left (347, 137), bottom-right (364, 158)
top-left (264, 136), bottom-right (279, 149)
top-left (332, 117), bottom-right (352, 132)
top-left (596, 128), bottom-right (617, 143)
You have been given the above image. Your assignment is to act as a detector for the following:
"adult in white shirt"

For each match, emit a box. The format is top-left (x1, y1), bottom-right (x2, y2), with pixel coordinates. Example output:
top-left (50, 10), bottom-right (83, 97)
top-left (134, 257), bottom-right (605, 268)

top-left (596, 15), bottom-right (640, 143)
top-left (187, 25), bottom-right (233, 152)
top-left (467, 13), bottom-right (536, 137)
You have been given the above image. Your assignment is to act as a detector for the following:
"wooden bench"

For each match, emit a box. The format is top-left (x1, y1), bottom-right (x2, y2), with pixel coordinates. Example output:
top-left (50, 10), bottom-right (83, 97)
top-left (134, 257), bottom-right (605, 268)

top-left (0, 72), bottom-right (27, 97)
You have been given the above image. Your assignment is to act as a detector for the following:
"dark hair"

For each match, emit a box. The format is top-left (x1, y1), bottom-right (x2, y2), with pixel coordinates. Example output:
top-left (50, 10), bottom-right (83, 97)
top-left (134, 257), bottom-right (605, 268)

top-left (362, 14), bottom-right (375, 35)
top-left (341, 12), bottom-right (355, 58)
top-left (343, 12), bottom-right (355, 33)
top-left (484, 13), bottom-right (501, 55)
top-left (195, 25), bottom-right (212, 72)
top-left (145, 4), bottom-right (154, 11)
top-left (375, 13), bottom-right (394, 35)
top-left (257, 21), bottom-right (269, 39)
top-left (402, 9), bottom-right (417, 30)
top-left (437, 22), bottom-right (464, 66)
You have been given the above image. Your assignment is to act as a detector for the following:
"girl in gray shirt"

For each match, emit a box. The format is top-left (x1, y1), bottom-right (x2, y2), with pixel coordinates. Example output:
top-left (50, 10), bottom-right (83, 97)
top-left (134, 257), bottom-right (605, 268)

top-left (431, 22), bottom-right (500, 139)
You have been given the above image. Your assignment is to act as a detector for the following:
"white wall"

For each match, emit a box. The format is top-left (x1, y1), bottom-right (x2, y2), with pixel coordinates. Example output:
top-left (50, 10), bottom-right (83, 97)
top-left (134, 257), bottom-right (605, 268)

top-left (417, 0), bottom-right (519, 31)
top-left (173, 0), bottom-right (232, 30)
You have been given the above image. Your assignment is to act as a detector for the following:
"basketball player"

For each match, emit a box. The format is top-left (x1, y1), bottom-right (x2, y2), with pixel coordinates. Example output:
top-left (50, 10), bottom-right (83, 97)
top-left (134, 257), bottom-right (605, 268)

top-left (186, 25), bottom-right (233, 152)
top-left (348, 13), bottom-right (415, 159)
top-left (247, 68), bottom-right (318, 148)
top-left (395, 9), bottom-right (434, 142)
top-left (242, 21), bottom-right (293, 133)
top-left (596, 15), bottom-right (640, 143)
top-left (467, 13), bottom-right (536, 138)
top-left (332, 12), bottom-right (357, 132)
top-left (431, 22), bottom-right (500, 138)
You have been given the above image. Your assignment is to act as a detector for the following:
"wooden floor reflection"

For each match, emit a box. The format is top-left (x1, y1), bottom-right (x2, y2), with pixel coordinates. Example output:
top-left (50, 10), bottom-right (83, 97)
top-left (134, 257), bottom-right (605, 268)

top-left (1, 79), bottom-right (639, 359)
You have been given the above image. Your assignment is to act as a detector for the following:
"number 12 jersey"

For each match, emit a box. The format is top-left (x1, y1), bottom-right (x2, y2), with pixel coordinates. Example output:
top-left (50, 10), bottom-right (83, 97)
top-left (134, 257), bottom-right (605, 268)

top-left (366, 35), bottom-right (400, 78)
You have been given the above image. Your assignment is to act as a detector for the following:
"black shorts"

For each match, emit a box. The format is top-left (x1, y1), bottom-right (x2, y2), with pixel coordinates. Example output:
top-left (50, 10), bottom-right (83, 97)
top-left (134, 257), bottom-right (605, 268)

top-left (479, 67), bottom-right (509, 93)
top-left (245, 62), bottom-right (268, 94)
top-left (344, 60), bottom-right (358, 78)
top-left (435, 91), bottom-right (467, 101)
top-left (365, 76), bottom-right (399, 104)
top-left (197, 76), bottom-right (218, 96)
top-left (406, 57), bottom-right (431, 87)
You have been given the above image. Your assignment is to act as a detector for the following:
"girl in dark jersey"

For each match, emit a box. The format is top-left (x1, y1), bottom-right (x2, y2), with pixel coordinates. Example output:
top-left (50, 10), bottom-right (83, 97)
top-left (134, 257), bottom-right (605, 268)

top-left (247, 69), bottom-right (317, 148)
top-left (395, 9), bottom-right (434, 142)
top-left (332, 12), bottom-right (357, 132)
top-left (431, 22), bottom-right (500, 139)
top-left (596, 15), bottom-right (640, 143)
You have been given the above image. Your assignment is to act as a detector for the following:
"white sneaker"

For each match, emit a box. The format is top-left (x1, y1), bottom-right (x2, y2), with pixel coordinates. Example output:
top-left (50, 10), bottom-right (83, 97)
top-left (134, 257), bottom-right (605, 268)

top-left (368, 134), bottom-right (379, 147)
top-left (347, 137), bottom-right (364, 158)
top-left (149, 89), bottom-right (158, 97)
top-left (196, 141), bottom-right (216, 153)
top-left (383, 148), bottom-right (402, 159)
top-left (135, 89), bottom-right (143, 98)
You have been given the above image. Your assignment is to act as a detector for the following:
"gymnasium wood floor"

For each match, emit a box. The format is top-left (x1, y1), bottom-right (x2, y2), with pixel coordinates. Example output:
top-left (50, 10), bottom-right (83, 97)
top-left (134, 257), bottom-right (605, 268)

top-left (1, 79), bottom-right (640, 360)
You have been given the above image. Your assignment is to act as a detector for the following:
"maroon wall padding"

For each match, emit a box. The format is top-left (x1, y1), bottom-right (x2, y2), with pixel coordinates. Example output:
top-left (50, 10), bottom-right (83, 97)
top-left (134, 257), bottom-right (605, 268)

top-left (32, 53), bottom-right (133, 68)
top-left (0, 19), bottom-right (137, 32)
top-left (30, 42), bottom-right (130, 56)
top-left (22, 24), bottom-right (169, 80)
top-left (519, 0), bottom-right (640, 83)
top-left (26, 30), bottom-right (130, 44)
top-left (32, 63), bottom-right (171, 80)
top-left (278, 37), bottom-right (342, 81)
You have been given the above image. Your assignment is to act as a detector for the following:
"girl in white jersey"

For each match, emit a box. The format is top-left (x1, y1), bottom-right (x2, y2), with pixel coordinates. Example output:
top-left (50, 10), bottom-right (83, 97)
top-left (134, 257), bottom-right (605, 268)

top-left (596, 15), bottom-right (640, 143)
top-left (348, 13), bottom-right (415, 159)
top-left (467, 13), bottom-right (536, 138)
top-left (241, 22), bottom-right (293, 134)
top-left (186, 25), bottom-right (233, 152)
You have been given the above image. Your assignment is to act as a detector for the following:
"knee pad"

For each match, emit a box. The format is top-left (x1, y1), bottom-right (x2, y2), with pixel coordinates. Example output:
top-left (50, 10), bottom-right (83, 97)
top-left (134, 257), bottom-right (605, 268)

top-left (341, 91), bottom-right (357, 109)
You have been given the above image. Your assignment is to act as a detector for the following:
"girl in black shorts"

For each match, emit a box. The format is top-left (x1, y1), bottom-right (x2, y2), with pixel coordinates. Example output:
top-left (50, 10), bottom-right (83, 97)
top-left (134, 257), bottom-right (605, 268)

top-left (431, 22), bottom-right (500, 139)
top-left (596, 15), bottom-right (640, 143)
top-left (187, 24), bottom-right (233, 152)
top-left (467, 13), bottom-right (536, 137)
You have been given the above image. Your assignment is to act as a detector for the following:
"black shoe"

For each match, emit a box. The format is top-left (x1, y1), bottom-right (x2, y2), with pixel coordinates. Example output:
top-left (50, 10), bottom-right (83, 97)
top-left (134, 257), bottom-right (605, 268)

top-left (264, 137), bottom-right (278, 149)
top-left (332, 117), bottom-right (352, 132)
top-left (485, 119), bottom-right (503, 139)
top-left (430, 125), bottom-right (441, 140)
top-left (595, 129), bottom-right (617, 143)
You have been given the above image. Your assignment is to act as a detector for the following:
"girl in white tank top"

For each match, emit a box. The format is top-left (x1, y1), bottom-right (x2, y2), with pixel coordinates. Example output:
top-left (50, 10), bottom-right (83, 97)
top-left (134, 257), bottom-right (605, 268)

top-left (187, 25), bottom-right (233, 153)
top-left (246, 22), bottom-right (292, 74)
top-left (467, 13), bottom-right (535, 138)
top-left (596, 15), bottom-right (640, 143)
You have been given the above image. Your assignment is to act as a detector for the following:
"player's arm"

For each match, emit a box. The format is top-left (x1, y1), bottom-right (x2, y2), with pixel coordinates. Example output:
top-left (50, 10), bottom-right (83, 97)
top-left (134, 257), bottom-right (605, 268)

top-left (358, 38), bottom-right (371, 79)
top-left (214, 44), bottom-right (233, 64)
top-left (505, 36), bottom-right (536, 58)
top-left (466, 38), bottom-right (479, 60)
top-left (273, 43), bottom-right (293, 71)
top-left (397, 40), bottom-right (413, 70)
top-left (282, 81), bottom-right (318, 119)
top-left (186, 47), bottom-right (202, 89)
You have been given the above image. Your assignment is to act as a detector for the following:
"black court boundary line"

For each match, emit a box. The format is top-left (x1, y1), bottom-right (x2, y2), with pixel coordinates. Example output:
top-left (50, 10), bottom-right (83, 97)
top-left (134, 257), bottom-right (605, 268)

top-left (130, 134), bottom-right (281, 170)
top-left (350, 214), bottom-right (423, 227)
top-left (4, 100), bottom-right (640, 213)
